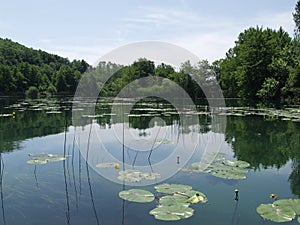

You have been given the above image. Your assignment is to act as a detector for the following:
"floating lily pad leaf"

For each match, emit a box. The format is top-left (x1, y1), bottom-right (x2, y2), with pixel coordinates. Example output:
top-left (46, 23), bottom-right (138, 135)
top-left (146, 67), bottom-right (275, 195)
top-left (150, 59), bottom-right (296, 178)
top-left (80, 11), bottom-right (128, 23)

top-left (27, 159), bottom-right (48, 165)
top-left (141, 172), bottom-right (161, 180)
top-left (182, 156), bottom-right (251, 180)
top-left (28, 153), bottom-right (70, 159)
top-left (28, 153), bottom-right (71, 164)
top-left (154, 183), bottom-right (192, 194)
top-left (224, 160), bottom-right (250, 168)
top-left (159, 195), bottom-right (190, 207)
top-left (153, 213), bottom-right (181, 221)
top-left (96, 162), bottom-right (116, 168)
top-left (213, 163), bottom-right (249, 174)
top-left (46, 157), bottom-right (66, 162)
top-left (212, 170), bottom-right (246, 180)
top-left (256, 203), bottom-right (296, 222)
top-left (119, 189), bottom-right (154, 203)
top-left (275, 199), bottom-right (300, 216)
top-left (149, 205), bottom-right (194, 221)
top-left (180, 168), bottom-right (205, 173)
top-left (119, 170), bottom-right (140, 176)
top-left (118, 170), bottom-right (161, 183)
top-left (191, 162), bottom-right (213, 172)
top-left (117, 172), bottom-right (142, 183)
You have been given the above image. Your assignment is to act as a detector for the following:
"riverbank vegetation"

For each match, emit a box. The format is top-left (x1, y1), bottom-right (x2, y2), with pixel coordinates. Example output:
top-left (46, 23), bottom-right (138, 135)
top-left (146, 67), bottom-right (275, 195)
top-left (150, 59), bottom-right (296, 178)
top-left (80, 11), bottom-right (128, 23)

top-left (0, 1), bottom-right (299, 104)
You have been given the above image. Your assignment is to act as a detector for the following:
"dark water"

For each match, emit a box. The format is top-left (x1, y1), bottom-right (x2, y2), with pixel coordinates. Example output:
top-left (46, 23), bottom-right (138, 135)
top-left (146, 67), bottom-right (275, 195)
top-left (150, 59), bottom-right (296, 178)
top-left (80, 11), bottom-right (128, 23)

top-left (0, 96), bottom-right (300, 225)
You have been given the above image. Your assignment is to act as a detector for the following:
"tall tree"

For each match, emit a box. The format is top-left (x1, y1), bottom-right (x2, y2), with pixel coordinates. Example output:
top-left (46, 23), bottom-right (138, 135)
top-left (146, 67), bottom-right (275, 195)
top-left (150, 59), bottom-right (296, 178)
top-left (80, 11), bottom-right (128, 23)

top-left (293, 0), bottom-right (300, 39)
top-left (217, 27), bottom-right (291, 101)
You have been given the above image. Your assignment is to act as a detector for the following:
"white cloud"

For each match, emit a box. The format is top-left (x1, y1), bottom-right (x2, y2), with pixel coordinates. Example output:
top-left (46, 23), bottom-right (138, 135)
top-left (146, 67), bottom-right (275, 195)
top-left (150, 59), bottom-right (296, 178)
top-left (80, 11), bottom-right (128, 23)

top-left (31, 6), bottom-right (295, 66)
top-left (254, 11), bottom-right (294, 35)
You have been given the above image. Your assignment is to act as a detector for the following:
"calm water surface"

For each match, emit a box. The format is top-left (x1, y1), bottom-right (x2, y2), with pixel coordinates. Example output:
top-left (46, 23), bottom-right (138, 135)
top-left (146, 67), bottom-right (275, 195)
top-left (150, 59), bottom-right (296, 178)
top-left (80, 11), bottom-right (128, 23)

top-left (0, 96), bottom-right (300, 225)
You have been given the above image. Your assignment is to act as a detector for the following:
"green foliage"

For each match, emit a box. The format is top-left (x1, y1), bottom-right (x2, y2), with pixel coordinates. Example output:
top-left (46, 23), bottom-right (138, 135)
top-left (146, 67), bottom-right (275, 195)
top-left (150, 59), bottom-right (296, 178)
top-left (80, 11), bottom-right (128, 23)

top-left (256, 77), bottom-right (280, 100)
top-left (118, 184), bottom-right (207, 221)
top-left (257, 199), bottom-right (300, 223)
top-left (119, 189), bottom-right (155, 203)
top-left (294, 0), bottom-right (300, 39)
top-left (217, 27), bottom-right (292, 101)
top-left (0, 38), bottom-right (89, 95)
top-left (25, 86), bottom-right (39, 99)
top-left (2, 7), bottom-right (300, 105)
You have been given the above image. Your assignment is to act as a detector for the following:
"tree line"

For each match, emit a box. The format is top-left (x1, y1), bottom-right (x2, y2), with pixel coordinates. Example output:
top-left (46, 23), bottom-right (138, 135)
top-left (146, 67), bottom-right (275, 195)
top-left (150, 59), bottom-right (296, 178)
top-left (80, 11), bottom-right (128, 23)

top-left (0, 1), bottom-right (299, 104)
top-left (0, 37), bottom-right (89, 96)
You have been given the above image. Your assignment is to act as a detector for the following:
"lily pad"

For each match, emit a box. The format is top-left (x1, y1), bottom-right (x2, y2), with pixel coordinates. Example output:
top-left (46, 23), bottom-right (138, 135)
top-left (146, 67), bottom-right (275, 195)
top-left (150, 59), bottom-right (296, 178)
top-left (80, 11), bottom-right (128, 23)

top-left (119, 189), bottom-right (154, 203)
top-left (149, 205), bottom-right (194, 221)
top-left (180, 168), bottom-right (205, 173)
top-left (256, 203), bottom-right (296, 222)
top-left (183, 158), bottom-right (250, 180)
top-left (27, 153), bottom-right (71, 164)
top-left (212, 170), bottom-right (246, 180)
top-left (191, 162), bottom-right (213, 172)
top-left (224, 160), bottom-right (250, 168)
top-left (159, 195), bottom-right (190, 207)
top-left (96, 162), bottom-right (117, 168)
top-left (46, 157), bottom-right (67, 162)
top-left (27, 159), bottom-right (48, 165)
top-left (118, 170), bottom-right (161, 183)
top-left (118, 174), bottom-right (142, 183)
top-left (141, 172), bottom-right (161, 180)
top-left (275, 199), bottom-right (300, 216)
top-left (154, 183), bottom-right (192, 194)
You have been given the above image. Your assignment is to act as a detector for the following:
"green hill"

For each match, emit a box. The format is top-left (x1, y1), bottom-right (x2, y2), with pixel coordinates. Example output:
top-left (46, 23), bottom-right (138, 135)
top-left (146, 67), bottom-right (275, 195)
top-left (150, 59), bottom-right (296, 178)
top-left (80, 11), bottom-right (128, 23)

top-left (0, 38), bottom-right (89, 96)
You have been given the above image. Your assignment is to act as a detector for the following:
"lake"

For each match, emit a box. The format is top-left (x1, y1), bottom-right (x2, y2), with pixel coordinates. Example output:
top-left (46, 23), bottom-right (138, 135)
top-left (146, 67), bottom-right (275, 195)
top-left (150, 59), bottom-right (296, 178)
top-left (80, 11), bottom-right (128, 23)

top-left (0, 96), bottom-right (300, 225)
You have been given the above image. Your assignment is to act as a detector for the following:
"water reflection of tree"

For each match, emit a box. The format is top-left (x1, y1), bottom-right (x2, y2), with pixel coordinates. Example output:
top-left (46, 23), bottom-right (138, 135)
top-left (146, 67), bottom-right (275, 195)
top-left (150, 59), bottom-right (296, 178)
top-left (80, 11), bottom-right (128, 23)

top-left (225, 116), bottom-right (299, 169)
top-left (224, 115), bottom-right (300, 196)
top-left (0, 110), bottom-right (72, 153)
top-left (289, 162), bottom-right (300, 197)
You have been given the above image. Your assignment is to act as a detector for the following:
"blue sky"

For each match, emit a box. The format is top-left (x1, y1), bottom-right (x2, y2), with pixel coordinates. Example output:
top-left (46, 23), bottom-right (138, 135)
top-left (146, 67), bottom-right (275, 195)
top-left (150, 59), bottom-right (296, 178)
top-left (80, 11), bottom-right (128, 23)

top-left (0, 0), bottom-right (297, 64)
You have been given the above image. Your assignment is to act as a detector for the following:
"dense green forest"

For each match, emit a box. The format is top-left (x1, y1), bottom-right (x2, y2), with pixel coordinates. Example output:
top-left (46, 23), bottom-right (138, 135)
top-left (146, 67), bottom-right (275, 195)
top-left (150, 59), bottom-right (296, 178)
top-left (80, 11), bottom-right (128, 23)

top-left (0, 38), bottom-right (89, 96)
top-left (0, 1), bottom-right (300, 104)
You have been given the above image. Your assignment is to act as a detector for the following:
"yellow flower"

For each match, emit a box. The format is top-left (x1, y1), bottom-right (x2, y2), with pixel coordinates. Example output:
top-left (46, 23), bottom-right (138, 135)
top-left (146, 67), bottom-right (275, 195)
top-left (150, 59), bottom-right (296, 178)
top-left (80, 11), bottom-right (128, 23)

top-left (188, 193), bottom-right (204, 204)
top-left (269, 194), bottom-right (278, 199)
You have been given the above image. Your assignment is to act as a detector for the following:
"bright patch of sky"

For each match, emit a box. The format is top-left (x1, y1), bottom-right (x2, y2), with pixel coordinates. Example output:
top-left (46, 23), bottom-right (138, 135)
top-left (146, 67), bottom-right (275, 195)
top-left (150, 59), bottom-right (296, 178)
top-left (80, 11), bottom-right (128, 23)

top-left (0, 0), bottom-right (297, 64)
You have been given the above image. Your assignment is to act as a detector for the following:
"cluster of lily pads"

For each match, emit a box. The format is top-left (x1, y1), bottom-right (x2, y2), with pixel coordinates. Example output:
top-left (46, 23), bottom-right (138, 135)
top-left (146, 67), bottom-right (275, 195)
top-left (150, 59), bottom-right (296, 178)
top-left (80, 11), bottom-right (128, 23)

top-left (95, 163), bottom-right (161, 183)
top-left (5, 99), bottom-right (71, 113)
top-left (257, 199), bottom-right (300, 223)
top-left (118, 170), bottom-right (161, 183)
top-left (119, 183), bottom-right (207, 221)
top-left (96, 162), bottom-right (119, 168)
top-left (181, 152), bottom-right (250, 180)
top-left (217, 107), bottom-right (300, 122)
top-left (27, 153), bottom-right (71, 165)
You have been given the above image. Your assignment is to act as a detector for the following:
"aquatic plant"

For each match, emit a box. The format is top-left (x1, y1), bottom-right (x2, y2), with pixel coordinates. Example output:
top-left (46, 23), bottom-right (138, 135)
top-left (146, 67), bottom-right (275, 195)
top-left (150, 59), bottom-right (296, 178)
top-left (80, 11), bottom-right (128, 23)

top-left (117, 170), bottom-right (161, 183)
top-left (119, 189), bottom-right (154, 203)
top-left (27, 153), bottom-right (71, 165)
top-left (96, 162), bottom-right (118, 168)
top-left (257, 199), bottom-right (300, 223)
top-left (182, 153), bottom-right (250, 180)
top-left (118, 183), bottom-right (208, 221)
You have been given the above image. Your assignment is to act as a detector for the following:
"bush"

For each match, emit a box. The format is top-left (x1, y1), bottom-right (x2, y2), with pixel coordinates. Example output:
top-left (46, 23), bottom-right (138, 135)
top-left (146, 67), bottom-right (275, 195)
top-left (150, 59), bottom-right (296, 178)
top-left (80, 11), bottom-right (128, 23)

top-left (25, 86), bottom-right (39, 99)
top-left (47, 84), bottom-right (57, 96)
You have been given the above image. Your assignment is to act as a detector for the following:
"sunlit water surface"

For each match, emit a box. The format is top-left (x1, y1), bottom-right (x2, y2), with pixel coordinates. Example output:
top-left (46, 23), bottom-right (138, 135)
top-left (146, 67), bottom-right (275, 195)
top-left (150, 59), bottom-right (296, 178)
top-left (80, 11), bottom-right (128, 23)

top-left (0, 96), bottom-right (299, 225)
